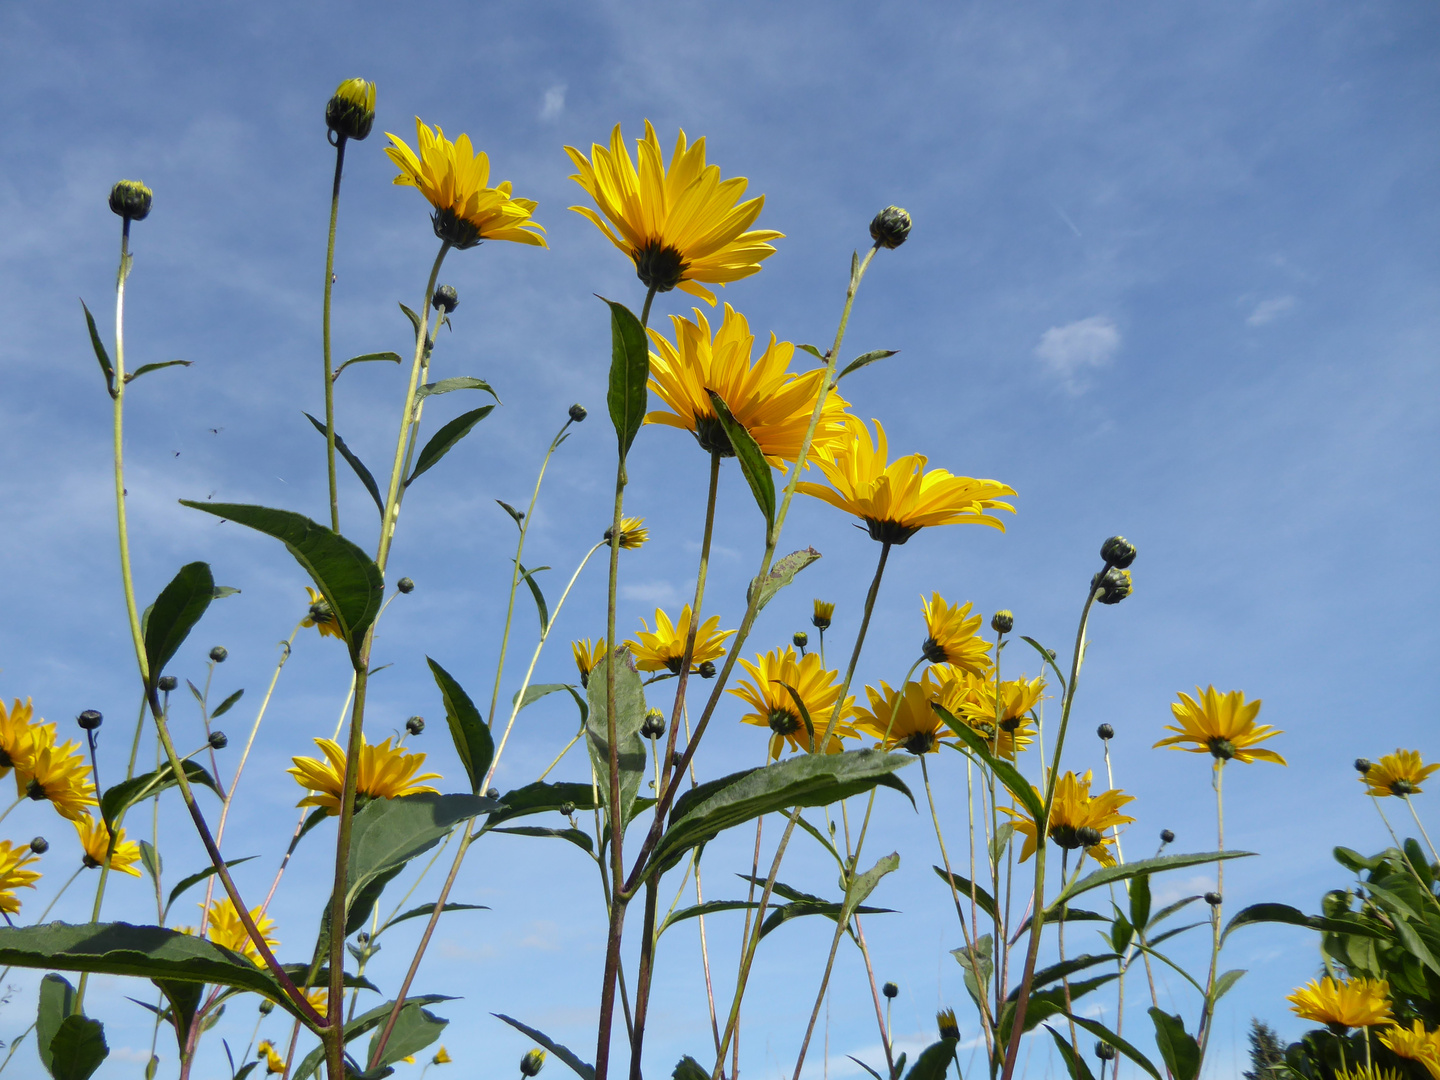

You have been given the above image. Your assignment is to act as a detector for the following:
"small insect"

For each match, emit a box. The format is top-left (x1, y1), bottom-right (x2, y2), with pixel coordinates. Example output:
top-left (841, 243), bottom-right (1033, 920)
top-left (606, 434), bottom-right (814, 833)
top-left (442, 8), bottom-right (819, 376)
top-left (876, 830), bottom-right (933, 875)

top-left (209, 427), bottom-right (224, 435)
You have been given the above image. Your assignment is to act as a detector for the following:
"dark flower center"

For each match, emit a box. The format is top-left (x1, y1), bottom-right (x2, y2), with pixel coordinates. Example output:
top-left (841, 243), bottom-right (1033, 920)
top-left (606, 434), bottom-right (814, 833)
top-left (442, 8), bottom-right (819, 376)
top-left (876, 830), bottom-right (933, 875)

top-left (864, 518), bottom-right (922, 546)
top-left (431, 207), bottom-right (484, 250)
top-left (694, 414), bottom-right (737, 458)
top-left (1391, 779), bottom-right (1418, 796)
top-left (634, 242), bottom-right (686, 292)
top-left (1206, 737), bottom-right (1236, 760)
top-left (903, 731), bottom-right (936, 756)
top-left (26, 779), bottom-right (46, 802)
top-left (921, 637), bottom-right (948, 664)
top-left (768, 710), bottom-right (800, 736)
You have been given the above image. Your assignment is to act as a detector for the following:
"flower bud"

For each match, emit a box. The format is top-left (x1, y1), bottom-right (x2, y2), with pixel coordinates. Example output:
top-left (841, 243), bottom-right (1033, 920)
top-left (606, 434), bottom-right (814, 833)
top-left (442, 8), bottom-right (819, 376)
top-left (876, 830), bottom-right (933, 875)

top-left (1100, 536), bottom-right (1137, 570)
top-left (559, 802), bottom-right (576, 817)
top-left (208, 731), bottom-right (228, 750)
top-left (870, 206), bottom-right (912, 249)
top-left (1204, 891), bottom-right (1222, 906)
top-left (1096, 723), bottom-right (1114, 741)
top-left (406, 716), bottom-right (425, 736)
top-left (486, 788), bottom-right (499, 799)
top-left (569, 404), bottom-right (588, 423)
top-left (209, 646), bottom-right (228, 663)
top-left (357, 931), bottom-right (370, 944)
top-left (158, 675), bottom-right (177, 692)
top-left (1075, 826), bottom-right (1103, 849)
top-left (882, 982), bottom-right (899, 999)
top-left (641, 708), bottom-right (666, 740)
top-left (109, 180), bottom-right (153, 221)
top-left (77, 710), bottom-right (103, 731)
top-left (521, 1048), bottom-right (547, 1077)
top-left (936, 1008), bottom-right (960, 1041)
top-left (1091, 568), bottom-right (1133, 605)
top-left (812, 600), bottom-right (835, 632)
top-left (671, 751), bottom-right (684, 769)
top-left (1160, 829), bottom-right (1175, 845)
top-left (1095, 1043), bottom-right (1116, 1062)
top-left (397, 577), bottom-right (415, 594)
top-left (793, 631), bottom-right (809, 649)
top-left (258, 999), bottom-right (275, 1015)
top-left (698, 661), bottom-right (717, 680)
top-left (990, 610), bottom-right (1014, 635)
top-left (325, 78), bottom-right (376, 142)
top-left (432, 284), bottom-right (458, 313)
top-left (1354, 758), bottom-right (1372, 774)
top-left (29, 837), bottom-right (48, 855)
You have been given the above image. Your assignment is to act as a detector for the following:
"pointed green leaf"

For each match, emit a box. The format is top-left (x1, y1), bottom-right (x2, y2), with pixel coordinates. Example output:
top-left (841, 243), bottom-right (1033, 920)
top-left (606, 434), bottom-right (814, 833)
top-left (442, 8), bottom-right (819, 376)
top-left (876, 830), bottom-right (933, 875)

top-left (1221, 902), bottom-right (1385, 944)
top-left (291, 995), bottom-right (454, 1080)
top-left (1128, 872), bottom-right (1151, 932)
top-left (848, 1056), bottom-right (886, 1080)
top-left (405, 406), bottom-right (495, 486)
top-left (1051, 850), bottom-right (1254, 912)
top-left (707, 390), bottom-right (775, 535)
top-left (1211, 968), bottom-right (1246, 1006)
top-left (125, 360), bottom-right (192, 384)
top-left (601, 297), bottom-right (649, 458)
top-left (901, 1038), bottom-right (956, 1080)
top-left (496, 500), bottom-right (525, 526)
top-left (210, 688), bottom-right (244, 720)
top-left (152, 978), bottom-right (202, 1054)
top-left (748, 547), bottom-right (822, 613)
top-left (1061, 1015), bottom-right (1161, 1080)
top-left (933, 704), bottom-right (1044, 821)
top-left (163, 857), bottom-right (258, 921)
top-left (304, 412), bottom-right (384, 516)
top-left (102, 760), bottom-right (221, 831)
top-left (1110, 911), bottom-right (1134, 953)
top-left (138, 840), bottom-right (161, 890)
top-left (398, 303), bottom-right (421, 336)
top-left (797, 344), bottom-right (826, 362)
top-left (427, 658), bottom-right (494, 795)
top-left (585, 649), bottom-right (648, 828)
top-left (760, 900), bottom-right (895, 939)
top-left (47, 1014), bottom-right (108, 1080)
top-left (143, 562), bottom-right (214, 691)
top-left (81, 300), bottom-right (115, 396)
top-left (378, 902), bottom-right (488, 936)
top-left (844, 852), bottom-right (899, 919)
top-left (674, 1057), bottom-right (709, 1080)
top-left (367, 1001), bottom-right (447, 1070)
top-left (334, 351), bottom-right (403, 380)
top-left (999, 975), bottom-right (1116, 1043)
top-left (517, 562), bottom-right (550, 633)
top-left (953, 935), bottom-right (993, 1013)
top-left (838, 349), bottom-right (898, 381)
top-left (494, 1014), bottom-right (595, 1080)
top-left (37, 974), bottom-right (75, 1074)
top-left (416, 376), bottom-right (497, 401)
top-left (478, 782), bottom-right (597, 833)
top-left (1148, 1009), bottom-right (1200, 1080)
top-left (933, 865), bottom-right (998, 923)
top-left (513, 683), bottom-right (574, 713)
top-left (491, 826), bottom-right (594, 854)
top-left (658, 899), bottom-right (763, 936)
top-left (1018, 636), bottom-right (1067, 691)
top-left (1044, 1026), bottom-right (1094, 1080)
top-left (1008, 954), bottom-right (1119, 1000)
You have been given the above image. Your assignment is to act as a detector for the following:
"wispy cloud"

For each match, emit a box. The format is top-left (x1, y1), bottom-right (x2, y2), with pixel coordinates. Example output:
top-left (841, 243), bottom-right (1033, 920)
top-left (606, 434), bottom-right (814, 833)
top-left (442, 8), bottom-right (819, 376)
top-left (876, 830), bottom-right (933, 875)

top-left (1246, 295), bottom-right (1296, 326)
top-left (621, 580), bottom-right (681, 607)
top-left (1034, 315), bottom-right (1120, 393)
top-left (540, 84), bottom-right (567, 121)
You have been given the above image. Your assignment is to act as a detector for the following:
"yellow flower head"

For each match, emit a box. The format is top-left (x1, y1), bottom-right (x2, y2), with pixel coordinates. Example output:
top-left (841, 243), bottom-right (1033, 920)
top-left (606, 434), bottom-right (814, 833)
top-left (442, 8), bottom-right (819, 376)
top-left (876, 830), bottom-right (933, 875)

top-left (258, 1039), bottom-right (286, 1074)
top-left (1380, 1020), bottom-right (1440, 1073)
top-left (386, 118), bottom-right (546, 250)
top-left (730, 647), bottom-right (857, 760)
top-left (812, 600), bottom-right (835, 631)
top-left (1362, 750), bottom-right (1440, 798)
top-left (205, 897), bottom-right (278, 967)
top-left (1336, 1069), bottom-right (1406, 1080)
top-left (288, 734), bottom-right (441, 816)
top-left (645, 305), bottom-right (851, 470)
top-left (1002, 771), bottom-right (1135, 868)
top-left (1154, 686), bottom-right (1286, 767)
top-left (305, 987), bottom-right (329, 1019)
top-left (74, 814), bottom-right (141, 876)
top-left (796, 418), bottom-right (1017, 545)
top-left (434, 1045), bottom-right (453, 1065)
top-left (572, 638), bottom-right (607, 689)
top-left (854, 678), bottom-right (948, 756)
top-left (919, 595), bottom-right (992, 674)
top-left (605, 517), bottom-right (649, 550)
top-left (301, 587), bottom-right (343, 641)
top-left (0, 840), bottom-right (42, 915)
top-left (23, 737), bottom-right (97, 821)
top-left (1287, 976), bottom-right (1392, 1030)
top-left (0, 699), bottom-right (50, 784)
top-left (626, 605), bottom-right (734, 675)
top-left (933, 669), bottom-right (1042, 760)
top-left (565, 121), bottom-right (782, 303)
top-left (333, 78), bottom-right (375, 114)
top-left (326, 78), bottom-right (376, 141)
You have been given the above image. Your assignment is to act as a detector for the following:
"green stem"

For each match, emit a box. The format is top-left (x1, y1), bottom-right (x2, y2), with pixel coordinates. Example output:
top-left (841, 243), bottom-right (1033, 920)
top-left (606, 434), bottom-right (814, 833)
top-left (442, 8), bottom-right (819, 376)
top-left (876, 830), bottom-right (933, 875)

top-left (1405, 796), bottom-right (1440, 867)
top-left (1196, 763), bottom-right (1225, 1057)
top-left (322, 137), bottom-right (347, 533)
top-left (325, 665), bottom-right (370, 1077)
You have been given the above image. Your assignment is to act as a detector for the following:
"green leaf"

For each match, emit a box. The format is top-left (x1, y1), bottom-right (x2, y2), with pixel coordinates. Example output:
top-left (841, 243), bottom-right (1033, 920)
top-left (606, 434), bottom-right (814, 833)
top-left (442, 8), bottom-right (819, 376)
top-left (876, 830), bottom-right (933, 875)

top-left (367, 1001), bottom-right (447, 1071)
top-left (1044, 1026), bottom-right (1095, 1080)
top-left (163, 856), bottom-right (258, 921)
top-left (513, 683), bottom-right (574, 714)
top-left (334, 352), bottom-right (403, 380)
top-left (585, 649), bottom-right (649, 829)
top-left (178, 502), bottom-right (384, 663)
top-left (1110, 912), bottom-right (1134, 953)
top-left (47, 1014), bottom-right (108, 1080)
top-left (1061, 1015), bottom-right (1161, 1080)
top-left (1050, 850), bottom-right (1254, 912)
top-left (398, 303), bottom-right (421, 337)
top-left (81, 300), bottom-right (115, 397)
top-left (760, 899), bottom-right (895, 939)
top-left (1129, 872), bottom-right (1151, 932)
top-left (37, 974), bottom-right (75, 1074)
top-left (1018, 636), bottom-right (1067, 691)
top-left (1148, 1009), bottom-right (1200, 1080)
top-left (1406, 838), bottom-right (1435, 887)
top-left (1008, 954), bottom-right (1120, 999)
top-left (152, 978), bottom-right (202, 1054)
top-left (674, 1057), bottom-right (709, 1080)
top-left (838, 349), bottom-right (898, 381)
top-left (517, 563), bottom-right (550, 633)
top-left (999, 975), bottom-right (1116, 1043)
top-left (989, 822), bottom-right (1015, 864)
top-left (932, 865), bottom-right (998, 923)
top-left (848, 1056), bottom-right (886, 1080)
top-left (933, 704), bottom-right (1044, 822)
top-left (493, 1013), bottom-right (595, 1080)
top-left (478, 781), bottom-right (597, 833)
top-left (304, 412), bottom-right (384, 516)
top-left (125, 360), bottom-right (192, 384)
top-left (379, 903), bottom-right (488, 936)
top-left (405, 406), bottom-right (495, 486)
top-left (416, 376), bottom-right (497, 401)
top-left (291, 995), bottom-right (454, 1080)
top-left (210, 688), bottom-right (244, 720)
top-left (427, 658), bottom-right (494, 795)
top-left (601, 297), bottom-right (649, 459)
top-left (707, 390), bottom-right (775, 536)
top-left (102, 760), bottom-right (221, 831)
top-left (1220, 902), bottom-right (1386, 944)
top-left (901, 1038), bottom-right (957, 1080)
top-left (797, 344), bottom-right (826, 362)
top-left (952, 935), bottom-right (994, 1012)
top-left (143, 562), bottom-right (215, 690)
top-left (658, 899), bottom-right (762, 936)
top-left (1211, 968), bottom-right (1246, 1006)
top-left (491, 826), bottom-right (594, 855)
top-left (843, 852), bottom-right (899, 919)
top-left (138, 841), bottom-right (161, 891)
top-left (648, 749), bottom-right (914, 876)
top-left (747, 548), bottom-right (822, 613)
top-left (496, 500), bottom-right (525, 527)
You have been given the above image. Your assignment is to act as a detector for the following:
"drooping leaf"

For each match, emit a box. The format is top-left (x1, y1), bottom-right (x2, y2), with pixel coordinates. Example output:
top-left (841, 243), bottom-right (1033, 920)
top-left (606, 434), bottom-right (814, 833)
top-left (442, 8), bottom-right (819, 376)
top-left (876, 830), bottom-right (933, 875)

top-left (513, 683), bottom-right (576, 715)
top-left (759, 900), bottom-right (895, 939)
top-left (585, 650), bottom-right (648, 829)
top-left (998, 975), bottom-right (1116, 1043)
top-left (848, 1057), bottom-right (886, 1080)
top-left (102, 760), bottom-right (221, 830)
top-left (1148, 1009), bottom-right (1201, 1080)
top-left (707, 390), bottom-right (775, 536)
top-left (416, 376), bottom-right (497, 401)
top-left (496, 500), bottom-right (525, 526)
top-left (933, 705), bottom-right (1044, 822)
top-left (143, 562), bottom-right (214, 691)
top-left (797, 344), bottom-right (826, 362)
top-left (378, 903), bottom-right (488, 936)
top-left (601, 298), bottom-right (648, 459)
top-left (1110, 911), bottom-right (1134, 953)
top-left (1018, 636), bottom-right (1067, 692)
top-left (1044, 1026), bottom-right (1095, 1080)
top-left (1060, 1015), bottom-right (1161, 1080)
top-left (952, 935), bottom-right (994, 1013)
top-left (138, 841), bottom-right (161, 891)
top-left (47, 1014), bottom-right (108, 1080)
top-left (398, 303), bottom-right (422, 337)
top-left (37, 973), bottom-right (75, 1074)
top-left (427, 658), bottom-right (494, 795)
top-left (304, 412), bottom-right (383, 516)
top-left (493, 1013), bottom-right (595, 1080)
top-left (210, 688), bottom-right (244, 720)
top-left (491, 826), bottom-right (594, 855)
top-left (901, 1037), bottom-right (956, 1080)
top-left (125, 360), bottom-right (192, 384)
top-left (477, 782), bottom-right (597, 834)
top-left (152, 978), bottom-right (203, 1053)
top-left (658, 900), bottom-right (763, 936)
top-left (178, 502), bottom-right (384, 662)
top-left (1008, 954), bottom-right (1120, 999)
top-left (333, 351), bottom-right (403, 380)
top-left (748, 548), bottom-right (821, 613)
top-left (81, 300), bottom-right (115, 396)
top-left (367, 1001), bottom-right (447, 1070)
top-left (1220, 902), bottom-right (1385, 944)
top-left (517, 563), bottom-right (550, 633)
top-left (291, 995), bottom-right (454, 1080)
top-left (163, 856), bottom-right (258, 921)
top-left (932, 865), bottom-right (999, 923)
top-left (405, 406), bottom-right (495, 486)
top-left (1050, 850), bottom-right (1254, 911)
top-left (1128, 872), bottom-right (1151, 932)
top-left (838, 349), bottom-right (898, 381)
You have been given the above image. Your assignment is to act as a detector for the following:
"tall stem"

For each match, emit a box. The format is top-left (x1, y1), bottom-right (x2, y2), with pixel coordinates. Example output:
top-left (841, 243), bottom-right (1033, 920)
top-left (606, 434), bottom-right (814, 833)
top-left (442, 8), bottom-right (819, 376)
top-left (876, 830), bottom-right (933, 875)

top-left (1196, 763), bottom-right (1225, 1057)
top-left (324, 665), bottom-right (370, 1077)
top-left (322, 137), bottom-right (348, 532)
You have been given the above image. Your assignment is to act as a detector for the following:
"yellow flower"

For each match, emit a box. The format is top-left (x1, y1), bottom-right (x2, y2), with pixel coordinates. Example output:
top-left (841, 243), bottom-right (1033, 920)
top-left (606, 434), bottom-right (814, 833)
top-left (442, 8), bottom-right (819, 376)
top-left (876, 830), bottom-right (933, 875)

top-left (205, 897), bottom-right (279, 966)
top-left (730, 647), bottom-right (857, 760)
top-left (305, 987), bottom-right (329, 1019)
top-left (433, 1045), bottom-right (453, 1065)
top-left (385, 118), bottom-right (546, 250)
top-left (23, 737), bottom-right (97, 821)
top-left (0, 699), bottom-right (50, 785)
top-left (326, 78), bottom-right (376, 141)
top-left (74, 814), bottom-right (141, 876)
top-left (1362, 750), bottom-right (1440, 798)
top-left (626, 605), bottom-right (734, 675)
top-left (605, 517), bottom-right (649, 550)
top-left (796, 418), bottom-right (1017, 545)
top-left (1287, 976), bottom-right (1392, 1030)
top-left (1154, 686), bottom-right (1286, 766)
top-left (854, 678), bottom-right (948, 755)
top-left (0, 840), bottom-right (42, 915)
top-left (288, 734), bottom-right (441, 815)
top-left (565, 121), bottom-right (782, 303)
top-left (301, 587), bottom-right (343, 641)
top-left (1380, 1020), bottom-right (1440, 1077)
top-left (933, 669), bottom-right (1042, 760)
top-left (572, 638), bottom-right (607, 689)
top-left (1335, 1069), bottom-right (1405, 1080)
top-left (645, 305), bottom-right (851, 469)
top-left (258, 1039), bottom-right (286, 1074)
top-left (919, 595), bottom-right (992, 674)
top-left (811, 600), bottom-right (835, 631)
top-left (1002, 771), bottom-right (1135, 868)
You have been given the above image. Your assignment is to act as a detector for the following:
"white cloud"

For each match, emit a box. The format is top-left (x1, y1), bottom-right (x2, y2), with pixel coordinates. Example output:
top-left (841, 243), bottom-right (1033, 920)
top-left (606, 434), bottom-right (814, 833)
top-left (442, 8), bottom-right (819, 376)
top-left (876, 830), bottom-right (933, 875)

top-left (621, 580), bottom-right (681, 607)
top-left (1034, 315), bottom-right (1120, 392)
top-left (540, 84), bottom-right (567, 121)
top-left (1247, 295), bottom-right (1296, 326)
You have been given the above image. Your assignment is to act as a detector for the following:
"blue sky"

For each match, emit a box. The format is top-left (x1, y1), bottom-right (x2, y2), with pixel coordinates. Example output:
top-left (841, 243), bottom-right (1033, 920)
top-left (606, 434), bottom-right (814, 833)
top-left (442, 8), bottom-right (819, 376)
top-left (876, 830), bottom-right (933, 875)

top-left (0, 2), bottom-right (1437, 1077)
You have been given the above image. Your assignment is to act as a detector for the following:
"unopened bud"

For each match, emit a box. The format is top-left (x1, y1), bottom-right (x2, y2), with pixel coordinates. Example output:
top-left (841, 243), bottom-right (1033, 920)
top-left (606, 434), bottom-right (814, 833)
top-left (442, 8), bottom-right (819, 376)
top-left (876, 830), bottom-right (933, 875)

top-left (208, 731), bottom-right (228, 750)
top-left (77, 710), bottom-right (103, 731)
top-left (356, 931), bottom-right (370, 944)
top-left (432, 285), bottom-right (458, 313)
top-left (641, 708), bottom-right (666, 740)
top-left (1075, 826), bottom-right (1103, 849)
top-left (869, 206), bottom-right (912, 249)
top-left (258, 999), bottom-right (275, 1015)
top-left (209, 646), bottom-right (228, 663)
top-left (29, 837), bottom-right (48, 855)
top-left (521, 1048), bottom-right (547, 1077)
top-left (1354, 758), bottom-right (1372, 774)
top-left (1091, 567), bottom-right (1133, 605)
top-left (109, 180), bottom-right (153, 221)
top-left (793, 631), bottom-right (808, 649)
top-left (158, 676), bottom-right (177, 692)
top-left (1096, 723), bottom-right (1114, 741)
top-left (936, 1007), bottom-right (960, 1041)
top-left (1095, 1043), bottom-right (1116, 1062)
top-left (397, 577), bottom-right (415, 594)
top-left (671, 751), bottom-right (684, 769)
top-left (1160, 829), bottom-right (1175, 845)
top-left (559, 802), bottom-right (576, 816)
top-left (1204, 891), bottom-right (1223, 906)
top-left (882, 982), bottom-right (899, 999)
top-left (325, 78), bottom-right (376, 142)
top-left (406, 716), bottom-right (425, 736)
top-left (990, 611), bottom-right (1014, 635)
top-left (698, 661), bottom-right (717, 680)
top-left (1100, 536), bottom-right (1138, 570)
top-left (569, 404), bottom-right (588, 423)
top-left (487, 788), bottom-right (499, 799)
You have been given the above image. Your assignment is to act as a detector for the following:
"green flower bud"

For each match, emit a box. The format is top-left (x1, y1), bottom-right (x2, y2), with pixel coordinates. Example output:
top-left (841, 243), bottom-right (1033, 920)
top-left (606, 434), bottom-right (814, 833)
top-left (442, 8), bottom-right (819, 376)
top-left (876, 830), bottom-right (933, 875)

top-left (158, 675), bottom-right (178, 692)
top-left (793, 631), bottom-right (809, 649)
top-left (208, 731), bottom-right (228, 750)
top-left (397, 577), bottom-right (415, 594)
top-left (29, 837), bottom-right (48, 855)
top-left (258, 998), bottom-right (275, 1015)
top-left (1091, 568), bottom-right (1133, 605)
top-left (109, 180), bottom-right (153, 221)
top-left (698, 661), bottom-right (717, 679)
top-left (1097, 723), bottom-right (1114, 740)
top-left (77, 710), bottom-right (103, 731)
top-left (869, 206), bottom-right (912, 249)
top-left (1100, 535), bottom-right (1137, 569)
top-left (990, 610), bottom-right (1014, 635)
top-left (1095, 1043), bottom-right (1116, 1062)
top-left (1354, 758), bottom-right (1371, 774)
top-left (406, 716), bottom-right (425, 736)
top-left (1160, 829), bottom-right (1175, 845)
top-left (432, 284), bottom-right (458, 313)
top-left (882, 982), bottom-right (898, 999)
top-left (641, 708), bottom-right (666, 740)
top-left (325, 78), bottom-right (376, 142)
top-left (521, 1048), bottom-right (547, 1077)
top-left (1204, 891), bottom-right (1222, 906)
top-left (559, 802), bottom-right (576, 816)
top-left (209, 646), bottom-right (228, 663)
top-left (569, 404), bottom-right (588, 423)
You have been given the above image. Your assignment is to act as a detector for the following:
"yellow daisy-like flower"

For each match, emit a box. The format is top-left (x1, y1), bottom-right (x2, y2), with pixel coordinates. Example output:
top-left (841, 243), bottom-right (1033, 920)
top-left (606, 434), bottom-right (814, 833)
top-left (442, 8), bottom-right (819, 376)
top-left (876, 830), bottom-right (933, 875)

top-left (1154, 686), bottom-right (1286, 766)
top-left (796, 418), bottom-right (1017, 545)
top-left (811, 600), bottom-right (835, 631)
top-left (626, 605), bottom-right (734, 675)
top-left (1287, 976), bottom-right (1392, 1030)
top-left (645, 305), bottom-right (851, 469)
top-left (1380, 1020), bottom-right (1440, 1077)
top-left (0, 699), bottom-right (50, 785)
top-left (919, 595), bottom-right (992, 674)
top-left (23, 738), bottom-right (97, 821)
top-left (288, 734), bottom-right (441, 816)
top-left (74, 814), bottom-right (141, 876)
top-left (204, 897), bottom-right (279, 967)
top-left (1362, 750), bottom-right (1440, 798)
top-left (326, 78), bottom-right (376, 142)
top-left (932, 669), bottom-right (1042, 760)
top-left (1002, 771), bottom-right (1135, 868)
top-left (730, 647), bottom-right (857, 760)
top-left (305, 987), bottom-right (329, 1019)
top-left (301, 587), bottom-right (343, 641)
top-left (0, 840), bottom-right (42, 915)
top-left (385, 118), bottom-right (546, 250)
top-left (565, 121), bottom-right (782, 303)
top-left (605, 517), bottom-right (649, 550)
top-left (1336, 1069), bottom-right (1405, 1080)
top-left (572, 638), bottom-right (607, 689)
top-left (854, 678), bottom-right (949, 756)
top-left (258, 1039), bottom-right (286, 1074)
top-left (434, 1045), bottom-right (454, 1065)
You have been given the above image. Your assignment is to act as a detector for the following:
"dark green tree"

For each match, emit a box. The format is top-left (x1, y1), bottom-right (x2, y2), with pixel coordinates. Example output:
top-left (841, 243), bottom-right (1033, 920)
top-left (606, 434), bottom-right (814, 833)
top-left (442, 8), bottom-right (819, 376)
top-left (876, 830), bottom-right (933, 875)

top-left (1245, 1019), bottom-right (1286, 1080)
